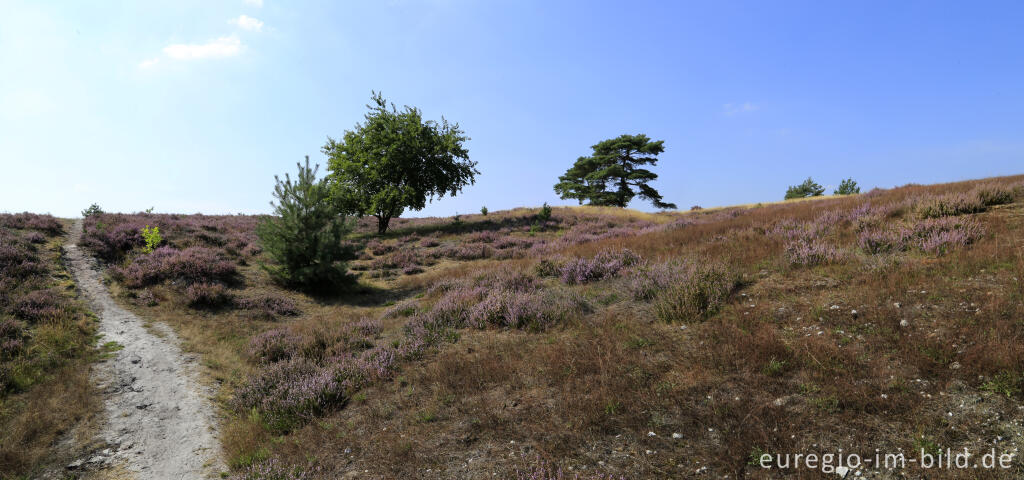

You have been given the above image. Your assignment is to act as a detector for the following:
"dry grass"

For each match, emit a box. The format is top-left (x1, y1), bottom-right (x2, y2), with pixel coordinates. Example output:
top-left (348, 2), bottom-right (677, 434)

top-left (86, 174), bottom-right (1024, 478)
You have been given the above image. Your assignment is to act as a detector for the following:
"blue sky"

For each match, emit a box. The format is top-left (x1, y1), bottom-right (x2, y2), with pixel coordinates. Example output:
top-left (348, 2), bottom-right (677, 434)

top-left (1, 0), bottom-right (1022, 217)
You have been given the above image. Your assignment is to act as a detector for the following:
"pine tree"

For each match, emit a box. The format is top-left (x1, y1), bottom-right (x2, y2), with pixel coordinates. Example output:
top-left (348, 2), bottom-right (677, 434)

top-left (257, 156), bottom-right (355, 290)
top-left (784, 177), bottom-right (826, 200)
top-left (554, 134), bottom-right (676, 209)
top-left (834, 178), bottom-right (860, 195)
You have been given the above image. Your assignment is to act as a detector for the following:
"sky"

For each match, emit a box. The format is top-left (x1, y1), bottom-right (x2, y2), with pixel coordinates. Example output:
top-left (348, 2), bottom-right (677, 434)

top-left (1, 0), bottom-right (1023, 217)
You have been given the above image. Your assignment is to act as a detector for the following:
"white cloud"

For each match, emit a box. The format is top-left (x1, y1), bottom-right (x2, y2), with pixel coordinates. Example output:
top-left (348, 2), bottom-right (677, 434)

top-left (229, 14), bottom-right (264, 32)
top-left (723, 102), bottom-right (759, 116)
top-left (244, 0), bottom-right (263, 7)
top-left (163, 35), bottom-right (242, 60)
top-left (138, 57), bottom-right (160, 69)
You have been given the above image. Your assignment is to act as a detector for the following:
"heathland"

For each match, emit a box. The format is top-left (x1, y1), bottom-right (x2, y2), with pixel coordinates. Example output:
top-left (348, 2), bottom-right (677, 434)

top-left (3, 175), bottom-right (1024, 479)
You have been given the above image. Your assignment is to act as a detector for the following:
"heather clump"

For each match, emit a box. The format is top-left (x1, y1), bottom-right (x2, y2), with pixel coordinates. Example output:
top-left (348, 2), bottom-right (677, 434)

top-left (784, 238), bottom-right (845, 266)
top-left (859, 217), bottom-right (984, 255)
top-left (0, 234), bottom-right (43, 279)
top-left (248, 329), bottom-right (305, 364)
top-left (0, 318), bottom-right (26, 360)
top-left (914, 217), bottom-right (985, 253)
top-left (558, 249), bottom-right (642, 284)
top-left (972, 183), bottom-right (1015, 206)
top-left (649, 262), bottom-right (738, 323)
top-left (914, 192), bottom-right (986, 219)
top-left (229, 458), bottom-right (316, 480)
top-left (0, 213), bottom-right (63, 236)
top-left (12, 289), bottom-right (69, 323)
top-left (112, 246), bottom-right (237, 288)
top-left (185, 282), bottom-right (233, 308)
top-left (233, 358), bottom-right (345, 433)
top-left (235, 294), bottom-right (300, 318)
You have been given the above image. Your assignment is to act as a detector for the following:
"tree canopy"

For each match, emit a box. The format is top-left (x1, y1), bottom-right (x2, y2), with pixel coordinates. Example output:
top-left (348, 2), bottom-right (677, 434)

top-left (784, 177), bottom-right (826, 200)
top-left (834, 178), bottom-right (860, 195)
top-left (554, 134), bottom-right (676, 209)
top-left (324, 92), bottom-right (478, 234)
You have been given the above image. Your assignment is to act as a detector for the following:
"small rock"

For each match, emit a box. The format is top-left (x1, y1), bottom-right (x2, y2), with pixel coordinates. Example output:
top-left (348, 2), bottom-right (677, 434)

top-left (836, 465), bottom-right (849, 478)
top-left (647, 431), bottom-right (657, 437)
top-left (67, 459), bottom-right (84, 470)
top-left (672, 433), bottom-right (683, 439)
top-left (900, 319), bottom-right (910, 328)
top-left (893, 302), bottom-right (901, 308)
top-left (87, 455), bottom-right (104, 464)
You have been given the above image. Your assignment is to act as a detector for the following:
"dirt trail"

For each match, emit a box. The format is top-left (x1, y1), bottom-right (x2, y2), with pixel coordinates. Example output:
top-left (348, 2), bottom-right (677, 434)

top-left (66, 219), bottom-right (223, 479)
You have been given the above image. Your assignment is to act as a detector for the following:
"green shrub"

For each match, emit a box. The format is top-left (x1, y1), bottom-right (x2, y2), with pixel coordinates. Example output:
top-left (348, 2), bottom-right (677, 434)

top-left (256, 157), bottom-right (356, 291)
top-left (834, 178), bottom-right (860, 195)
top-left (480, 206), bottom-right (488, 216)
top-left (140, 225), bottom-right (162, 254)
top-left (653, 263), bottom-right (738, 323)
top-left (81, 203), bottom-right (103, 217)
top-left (538, 202), bottom-right (552, 222)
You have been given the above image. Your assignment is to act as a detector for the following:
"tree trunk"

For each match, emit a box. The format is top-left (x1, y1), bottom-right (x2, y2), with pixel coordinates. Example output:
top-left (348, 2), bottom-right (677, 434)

top-left (376, 215), bottom-right (390, 235)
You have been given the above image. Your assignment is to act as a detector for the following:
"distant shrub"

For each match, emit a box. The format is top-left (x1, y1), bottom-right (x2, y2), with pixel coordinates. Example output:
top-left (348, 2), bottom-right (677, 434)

top-left (558, 249), bottom-right (642, 285)
top-left (184, 282), bottom-right (233, 308)
top-left (834, 178), bottom-right (860, 195)
top-left (651, 262), bottom-right (737, 323)
top-left (81, 203), bottom-right (104, 217)
top-left (785, 177), bottom-right (825, 200)
top-left (690, 205), bottom-right (703, 211)
top-left (480, 206), bottom-right (488, 216)
top-left (256, 157), bottom-right (356, 290)
top-left (914, 192), bottom-right (985, 219)
top-left (236, 295), bottom-right (300, 317)
top-left (538, 202), bottom-right (552, 222)
top-left (140, 225), bottom-right (162, 253)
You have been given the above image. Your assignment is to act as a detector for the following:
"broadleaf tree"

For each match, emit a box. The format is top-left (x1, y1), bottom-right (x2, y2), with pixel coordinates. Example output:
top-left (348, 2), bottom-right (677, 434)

top-left (554, 134), bottom-right (676, 209)
top-left (256, 156), bottom-right (355, 290)
top-left (324, 92), bottom-right (478, 234)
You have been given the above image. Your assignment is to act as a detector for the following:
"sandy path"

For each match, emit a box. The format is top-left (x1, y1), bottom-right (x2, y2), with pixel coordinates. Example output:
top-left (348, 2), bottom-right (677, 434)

top-left (66, 219), bottom-right (223, 479)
